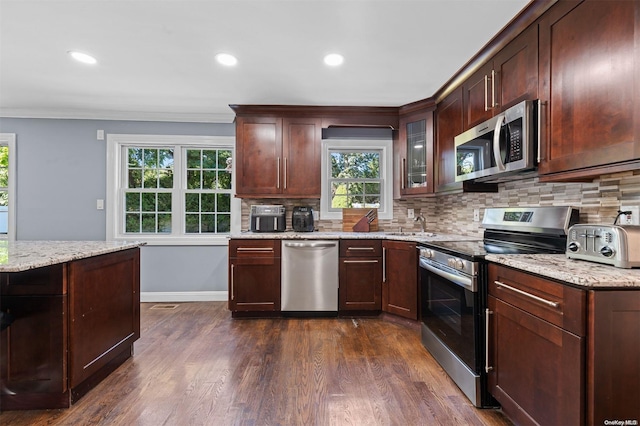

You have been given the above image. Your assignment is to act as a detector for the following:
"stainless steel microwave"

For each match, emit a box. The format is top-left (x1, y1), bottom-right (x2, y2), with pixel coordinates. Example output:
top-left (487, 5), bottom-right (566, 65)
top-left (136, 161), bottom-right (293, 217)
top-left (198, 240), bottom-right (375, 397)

top-left (454, 99), bottom-right (538, 182)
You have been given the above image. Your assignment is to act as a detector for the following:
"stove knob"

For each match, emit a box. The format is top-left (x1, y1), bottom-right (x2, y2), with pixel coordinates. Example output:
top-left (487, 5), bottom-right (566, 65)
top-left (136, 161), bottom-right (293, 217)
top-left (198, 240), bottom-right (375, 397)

top-left (421, 249), bottom-right (434, 259)
top-left (567, 242), bottom-right (580, 252)
top-left (600, 246), bottom-right (615, 258)
top-left (454, 259), bottom-right (464, 270)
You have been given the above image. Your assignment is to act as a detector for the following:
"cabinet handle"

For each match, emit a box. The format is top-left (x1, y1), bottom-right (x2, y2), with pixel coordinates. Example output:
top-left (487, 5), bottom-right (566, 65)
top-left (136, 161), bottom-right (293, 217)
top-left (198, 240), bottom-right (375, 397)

top-left (494, 281), bottom-right (559, 308)
top-left (230, 263), bottom-right (235, 301)
top-left (382, 247), bottom-right (387, 283)
top-left (484, 74), bottom-right (489, 112)
top-left (283, 157), bottom-right (287, 190)
top-left (491, 69), bottom-right (496, 108)
top-left (343, 260), bottom-right (379, 264)
top-left (537, 99), bottom-right (545, 163)
top-left (485, 308), bottom-right (493, 373)
top-left (401, 158), bottom-right (406, 190)
top-left (347, 247), bottom-right (375, 251)
top-left (276, 157), bottom-right (281, 189)
top-left (237, 247), bottom-right (274, 252)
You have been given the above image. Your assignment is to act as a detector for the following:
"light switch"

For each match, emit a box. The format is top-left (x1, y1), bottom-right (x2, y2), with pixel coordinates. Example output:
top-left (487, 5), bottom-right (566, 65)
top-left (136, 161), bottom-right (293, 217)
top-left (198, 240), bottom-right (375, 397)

top-left (97, 199), bottom-right (104, 210)
top-left (97, 129), bottom-right (105, 140)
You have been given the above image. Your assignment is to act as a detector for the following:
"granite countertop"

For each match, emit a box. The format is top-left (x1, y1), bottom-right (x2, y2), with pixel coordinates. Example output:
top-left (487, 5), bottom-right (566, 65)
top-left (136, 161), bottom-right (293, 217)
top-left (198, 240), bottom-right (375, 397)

top-left (486, 253), bottom-right (640, 289)
top-left (229, 231), bottom-right (481, 243)
top-left (0, 240), bottom-right (145, 273)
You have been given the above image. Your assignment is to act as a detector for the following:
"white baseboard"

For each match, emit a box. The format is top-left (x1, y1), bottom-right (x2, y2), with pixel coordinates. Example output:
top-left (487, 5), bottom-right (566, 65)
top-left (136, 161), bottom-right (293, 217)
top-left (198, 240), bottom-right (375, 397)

top-left (141, 291), bottom-right (228, 303)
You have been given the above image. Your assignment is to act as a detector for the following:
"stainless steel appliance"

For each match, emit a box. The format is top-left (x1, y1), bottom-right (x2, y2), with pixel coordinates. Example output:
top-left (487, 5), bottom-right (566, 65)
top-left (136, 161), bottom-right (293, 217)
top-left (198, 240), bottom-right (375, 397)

top-left (566, 224), bottom-right (640, 268)
top-left (455, 99), bottom-right (538, 183)
top-left (419, 206), bottom-right (578, 407)
top-left (292, 206), bottom-right (314, 232)
top-left (250, 205), bottom-right (286, 232)
top-left (281, 240), bottom-right (339, 314)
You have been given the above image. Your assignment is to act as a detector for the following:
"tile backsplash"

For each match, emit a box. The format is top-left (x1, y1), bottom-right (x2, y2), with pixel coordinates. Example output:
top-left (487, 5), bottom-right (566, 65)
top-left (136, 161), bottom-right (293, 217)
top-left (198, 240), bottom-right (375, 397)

top-left (240, 170), bottom-right (640, 236)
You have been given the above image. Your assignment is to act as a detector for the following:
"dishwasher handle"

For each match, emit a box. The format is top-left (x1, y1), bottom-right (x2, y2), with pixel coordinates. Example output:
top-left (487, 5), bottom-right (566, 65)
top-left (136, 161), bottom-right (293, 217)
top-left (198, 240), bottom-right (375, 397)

top-left (283, 241), bottom-right (337, 249)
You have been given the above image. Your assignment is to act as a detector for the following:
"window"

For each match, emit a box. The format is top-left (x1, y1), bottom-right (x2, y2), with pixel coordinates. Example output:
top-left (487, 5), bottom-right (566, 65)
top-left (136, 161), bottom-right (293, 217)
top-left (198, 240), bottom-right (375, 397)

top-left (0, 133), bottom-right (16, 241)
top-left (107, 134), bottom-right (239, 245)
top-left (320, 138), bottom-right (393, 220)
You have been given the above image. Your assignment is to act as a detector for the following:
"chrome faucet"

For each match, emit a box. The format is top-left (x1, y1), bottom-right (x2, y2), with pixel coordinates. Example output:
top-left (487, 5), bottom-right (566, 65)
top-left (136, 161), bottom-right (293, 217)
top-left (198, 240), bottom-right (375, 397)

top-left (414, 213), bottom-right (427, 232)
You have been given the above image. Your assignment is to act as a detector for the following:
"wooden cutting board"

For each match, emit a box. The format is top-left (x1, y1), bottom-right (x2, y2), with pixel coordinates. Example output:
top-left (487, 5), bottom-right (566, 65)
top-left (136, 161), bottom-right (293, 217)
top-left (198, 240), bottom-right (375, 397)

top-left (342, 208), bottom-right (379, 232)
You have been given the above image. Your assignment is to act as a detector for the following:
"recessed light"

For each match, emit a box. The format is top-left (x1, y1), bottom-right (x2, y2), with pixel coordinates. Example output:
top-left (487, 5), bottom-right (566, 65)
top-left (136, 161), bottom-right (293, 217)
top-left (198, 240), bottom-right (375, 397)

top-left (324, 53), bottom-right (344, 67)
top-left (215, 53), bottom-right (238, 66)
top-left (68, 50), bottom-right (97, 65)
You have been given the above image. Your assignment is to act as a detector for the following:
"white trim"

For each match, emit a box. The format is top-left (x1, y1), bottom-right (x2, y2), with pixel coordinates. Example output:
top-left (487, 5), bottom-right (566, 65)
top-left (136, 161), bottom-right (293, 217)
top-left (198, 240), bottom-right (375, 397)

top-left (141, 291), bottom-right (227, 303)
top-left (106, 134), bottom-right (240, 244)
top-left (0, 108), bottom-right (235, 124)
top-left (0, 133), bottom-right (16, 241)
top-left (320, 138), bottom-right (393, 220)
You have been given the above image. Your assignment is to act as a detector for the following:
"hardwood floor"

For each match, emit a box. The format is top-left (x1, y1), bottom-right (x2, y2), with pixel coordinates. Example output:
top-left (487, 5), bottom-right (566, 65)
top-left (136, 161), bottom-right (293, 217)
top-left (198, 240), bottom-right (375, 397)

top-left (1, 302), bottom-right (512, 425)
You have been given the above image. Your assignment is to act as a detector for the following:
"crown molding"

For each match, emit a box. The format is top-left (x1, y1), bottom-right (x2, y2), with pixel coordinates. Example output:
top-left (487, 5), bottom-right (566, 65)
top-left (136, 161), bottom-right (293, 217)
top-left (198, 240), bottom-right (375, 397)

top-left (0, 108), bottom-right (235, 124)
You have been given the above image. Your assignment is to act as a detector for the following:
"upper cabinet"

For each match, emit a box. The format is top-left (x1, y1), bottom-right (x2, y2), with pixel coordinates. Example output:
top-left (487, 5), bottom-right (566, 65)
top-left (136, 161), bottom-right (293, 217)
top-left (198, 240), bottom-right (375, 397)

top-left (234, 114), bottom-right (321, 198)
top-left (396, 102), bottom-right (435, 197)
top-left (537, 0), bottom-right (640, 180)
top-left (464, 25), bottom-right (539, 130)
top-left (435, 88), bottom-right (464, 193)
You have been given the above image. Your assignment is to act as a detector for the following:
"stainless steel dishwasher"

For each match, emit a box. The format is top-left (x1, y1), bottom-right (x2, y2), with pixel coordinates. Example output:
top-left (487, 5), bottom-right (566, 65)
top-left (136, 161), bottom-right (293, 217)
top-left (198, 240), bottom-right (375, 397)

top-left (281, 240), bottom-right (339, 314)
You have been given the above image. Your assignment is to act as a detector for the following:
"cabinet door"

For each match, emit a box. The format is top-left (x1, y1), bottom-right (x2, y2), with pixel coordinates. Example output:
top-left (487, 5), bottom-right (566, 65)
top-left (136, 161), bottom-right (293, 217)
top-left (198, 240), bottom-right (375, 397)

top-left (493, 24), bottom-right (538, 112)
top-left (235, 116), bottom-right (283, 196)
top-left (435, 88), bottom-right (464, 193)
top-left (229, 240), bottom-right (281, 312)
top-left (282, 117), bottom-right (321, 197)
top-left (382, 241), bottom-right (417, 320)
top-left (463, 62), bottom-right (494, 129)
top-left (487, 295), bottom-right (584, 426)
top-left (398, 109), bottom-right (435, 197)
top-left (538, 0), bottom-right (640, 177)
top-left (338, 257), bottom-right (382, 312)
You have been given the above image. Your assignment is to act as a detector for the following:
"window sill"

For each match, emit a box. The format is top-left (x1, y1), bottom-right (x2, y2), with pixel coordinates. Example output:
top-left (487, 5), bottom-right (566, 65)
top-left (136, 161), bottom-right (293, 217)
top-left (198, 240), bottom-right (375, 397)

top-left (110, 236), bottom-right (230, 246)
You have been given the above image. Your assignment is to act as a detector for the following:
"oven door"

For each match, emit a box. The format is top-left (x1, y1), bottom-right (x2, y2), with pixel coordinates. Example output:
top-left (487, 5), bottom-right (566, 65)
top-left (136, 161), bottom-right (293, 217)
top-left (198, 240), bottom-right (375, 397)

top-left (419, 258), bottom-right (479, 371)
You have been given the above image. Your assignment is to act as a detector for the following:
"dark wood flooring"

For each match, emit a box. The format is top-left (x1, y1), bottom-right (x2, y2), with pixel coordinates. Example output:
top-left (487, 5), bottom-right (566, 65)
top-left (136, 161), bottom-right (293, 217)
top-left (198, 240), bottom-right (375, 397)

top-left (1, 302), bottom-right (512, 425)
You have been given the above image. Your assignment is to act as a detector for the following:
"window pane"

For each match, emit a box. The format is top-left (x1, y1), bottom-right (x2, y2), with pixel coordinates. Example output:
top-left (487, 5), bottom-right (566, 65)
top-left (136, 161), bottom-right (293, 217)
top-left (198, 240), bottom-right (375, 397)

top-left (0, 191), bottom-right (7, 207)
top-left (159, 149), bottom-right (174, 169)
top-left (185, 193), bottom-right (199, 212)
top-left (217, 150), bottom-right (232, 169)
top-left (331, 194), bottom-right (349, 209)
top-left (158, 169), bottom-right (173, 188)
top-left (217, 194), bottom-right (231, 212)
top-left (157, 193), bottom-right (172, 212)
top-left (128, 148), bottom-right (143, 168)
top-left (0, 146), bottom-right (8, 188)
top-left (143, 170), bottom-right (158, 188)
top-left (364, 196), bottom-right (380, 206)
top-left (126, 213), bottom-right (140, 232)
top-left (202, 171), bottom-right (216, 189)
top-left (330, 151), bottom-right (380, 179)
top-left (125, 192), bottom-right (140, 212)
top-left (157, 214), bottom-right (171, 233)
top-left (185, 214), bottom-right (199, 233)
top-left (364, 182), bottom-right (380, 194)
top-left (141, 193), bottom-right (156, 212)
top-left (144, 149), bottom-right (158, 168)
top-left (187, 149), bottom-right (201, 169)
top-left (128, 170), bottom-right (142, 188)
top-left (201, 193), bottom-right (215, 212)
top-left (187, 170), bottom-right (201, 189)
top-left (217, 214), bottom-right (231, 233)
top-left (201, 214), bottom-right (215, 233)
top-left (202, 150), bottom-right (216, 168)
top-left (141, 214), bottom-right (156, 232)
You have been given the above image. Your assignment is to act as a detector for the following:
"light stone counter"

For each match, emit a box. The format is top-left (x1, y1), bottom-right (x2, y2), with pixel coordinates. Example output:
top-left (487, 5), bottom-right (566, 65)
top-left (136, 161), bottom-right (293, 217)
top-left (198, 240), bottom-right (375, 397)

top-left (0, 240), bottom-right (145, 273)
top-left (486, 253), bottom-right (640, 289)
top-left (229, 231), bottom-right (481, 243)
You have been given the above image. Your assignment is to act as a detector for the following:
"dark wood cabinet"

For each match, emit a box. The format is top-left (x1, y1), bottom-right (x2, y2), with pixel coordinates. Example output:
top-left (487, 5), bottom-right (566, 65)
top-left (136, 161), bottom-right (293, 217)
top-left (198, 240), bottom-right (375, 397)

top-left (338, 240), bottom-right (382, 313)
top-left (382, 240), bottom-right (417, 320)
top-left (228, 239), bottom-right (281, 315)
top-left (463, 25), bottom-right (539, 130)
top-left (0, 248), bottom-right (140, 410)
top-left (234, 115), bottom-right (321, 198)
top-left (435, 88), bottom-right (464, 193)
top-left (488, 263), bottom-right (640, 425)
top-left (538, 0), bottom-right (640, 180)
top-left (396, 104), bottom-right (435, 198)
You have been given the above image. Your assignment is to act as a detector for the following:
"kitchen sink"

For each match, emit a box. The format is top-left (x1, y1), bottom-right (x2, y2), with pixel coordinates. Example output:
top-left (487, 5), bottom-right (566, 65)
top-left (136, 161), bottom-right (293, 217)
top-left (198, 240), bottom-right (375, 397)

top-left (387, 231), bottom-right (436, 237)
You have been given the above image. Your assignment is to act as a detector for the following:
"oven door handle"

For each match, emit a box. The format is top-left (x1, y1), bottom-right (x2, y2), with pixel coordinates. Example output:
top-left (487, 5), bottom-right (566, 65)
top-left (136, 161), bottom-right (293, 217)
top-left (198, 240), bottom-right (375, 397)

top-left (420, 259), bottom-right (476, 292)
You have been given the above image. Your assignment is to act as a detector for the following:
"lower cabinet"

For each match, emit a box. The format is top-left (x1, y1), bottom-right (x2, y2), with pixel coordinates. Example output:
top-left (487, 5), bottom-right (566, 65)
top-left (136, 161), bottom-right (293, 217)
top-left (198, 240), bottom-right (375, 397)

top-left (228, 239), bottom-right (281, 315)
top-left (338, 240), bottom-right (382, 313)
top-left (488, 263), bottom-right (640, 425)
top-left (382, 241), bottom-right (418, 320)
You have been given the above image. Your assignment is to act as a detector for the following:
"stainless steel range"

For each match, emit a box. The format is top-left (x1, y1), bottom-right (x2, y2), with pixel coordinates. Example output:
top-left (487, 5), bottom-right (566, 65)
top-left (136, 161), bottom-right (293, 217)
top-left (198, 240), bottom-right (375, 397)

top-left (418, 206), bottom-right (579, 407)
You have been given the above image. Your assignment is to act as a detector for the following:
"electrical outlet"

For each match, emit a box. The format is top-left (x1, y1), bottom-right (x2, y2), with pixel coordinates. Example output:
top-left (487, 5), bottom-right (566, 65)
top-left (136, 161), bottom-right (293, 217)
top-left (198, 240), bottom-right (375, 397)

top-left (407, 208), bottom-right (415, 219)
top-left (620, 205), bottom-right (640, 225)
top-left (473, 209), bottom-right (480, 222)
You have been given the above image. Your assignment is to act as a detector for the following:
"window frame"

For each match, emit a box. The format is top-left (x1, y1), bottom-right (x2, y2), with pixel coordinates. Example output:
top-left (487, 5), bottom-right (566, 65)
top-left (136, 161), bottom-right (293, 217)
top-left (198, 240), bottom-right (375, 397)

top-left (107, 134), bottom-right (239, 246)
top-left (0, 133), bottom-right (16, 241)
top-left (320, 138), bottom-right (393, 220)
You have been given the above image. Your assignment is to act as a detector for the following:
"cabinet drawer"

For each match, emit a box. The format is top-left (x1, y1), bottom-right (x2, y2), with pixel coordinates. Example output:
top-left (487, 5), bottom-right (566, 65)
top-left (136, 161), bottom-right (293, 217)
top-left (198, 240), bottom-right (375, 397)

top-left (488, 263), bottom-right (586, 336)
top-left (229, 239), bottom-right (281, 258)
top-left (339, 240), bottom-right (382, 257)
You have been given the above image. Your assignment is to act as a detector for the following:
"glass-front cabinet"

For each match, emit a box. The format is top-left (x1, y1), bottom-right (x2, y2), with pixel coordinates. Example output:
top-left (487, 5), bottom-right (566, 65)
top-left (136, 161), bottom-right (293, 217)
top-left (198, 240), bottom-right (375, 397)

top-left (397, 105), bottom-right (434, 197)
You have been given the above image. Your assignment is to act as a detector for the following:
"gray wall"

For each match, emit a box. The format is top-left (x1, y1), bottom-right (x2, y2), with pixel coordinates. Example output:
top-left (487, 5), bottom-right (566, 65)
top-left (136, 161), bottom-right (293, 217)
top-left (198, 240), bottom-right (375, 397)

top-left (0, 117), bottom-right (235, 296)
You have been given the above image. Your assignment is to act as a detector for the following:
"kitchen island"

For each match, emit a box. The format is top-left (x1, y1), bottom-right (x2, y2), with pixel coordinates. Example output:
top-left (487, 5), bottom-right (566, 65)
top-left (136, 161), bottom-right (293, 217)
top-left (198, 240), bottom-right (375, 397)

top-left (0, 241), bottom-right (143, 411)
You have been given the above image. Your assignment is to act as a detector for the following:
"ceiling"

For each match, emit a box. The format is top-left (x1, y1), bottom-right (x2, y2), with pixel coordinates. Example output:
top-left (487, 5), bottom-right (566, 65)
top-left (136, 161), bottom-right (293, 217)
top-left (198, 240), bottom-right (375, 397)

top-left (0, 0), bottom-right (530, 123)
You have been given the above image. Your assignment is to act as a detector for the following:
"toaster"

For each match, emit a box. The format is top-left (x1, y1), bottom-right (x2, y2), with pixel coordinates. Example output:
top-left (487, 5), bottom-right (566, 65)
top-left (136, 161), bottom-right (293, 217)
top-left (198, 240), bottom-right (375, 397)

top-left (250, 205), bottom-right (286, 232)
top-left (566, 224), bottom-right (640, 268)
top-left (292, 206), bottom-right (314, 232)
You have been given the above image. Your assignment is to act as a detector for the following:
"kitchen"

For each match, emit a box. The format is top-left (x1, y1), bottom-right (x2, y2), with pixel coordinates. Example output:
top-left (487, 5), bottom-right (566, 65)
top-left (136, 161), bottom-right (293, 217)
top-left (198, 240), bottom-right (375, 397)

top-left (1, 0), bottom-right (640, 425)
